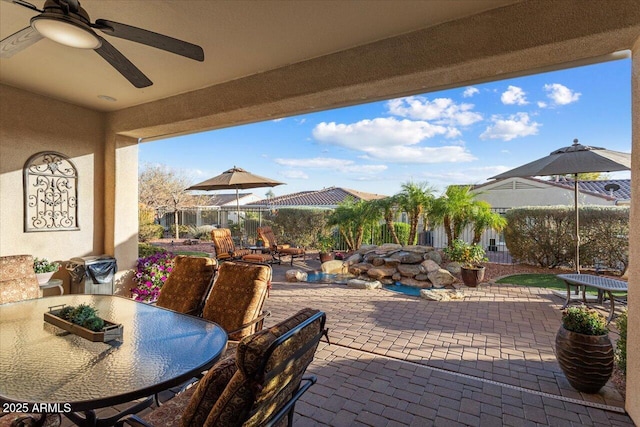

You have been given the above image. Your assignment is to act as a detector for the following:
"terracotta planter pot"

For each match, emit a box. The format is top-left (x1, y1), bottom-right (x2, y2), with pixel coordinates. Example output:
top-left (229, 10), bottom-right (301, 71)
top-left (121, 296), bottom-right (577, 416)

top-left (555, 326), bottom-right (613, 393)
top-left (460, 266), bottom-right (485, 287)
top-left (319, 252), bottom-right (335, 263)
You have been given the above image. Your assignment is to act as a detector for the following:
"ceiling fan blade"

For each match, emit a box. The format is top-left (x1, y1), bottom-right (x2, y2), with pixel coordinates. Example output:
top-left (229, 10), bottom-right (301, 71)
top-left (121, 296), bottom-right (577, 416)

top-left (0, 26), bottom-right (43, 58)
top-left (1, 0), bottom-right (43, 13)
top-left (94, 19), bottom-right (204, 61)
top-left (94, 36), bottom-right (152, 88)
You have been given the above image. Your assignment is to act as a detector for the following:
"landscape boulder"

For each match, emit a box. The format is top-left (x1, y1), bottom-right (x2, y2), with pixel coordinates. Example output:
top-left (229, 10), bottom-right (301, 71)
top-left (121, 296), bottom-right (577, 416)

top-left (397, 264), bottom-right (421, 277)
top-left (286, 270), bottom-right (308, 282)
top-left (427, 269), bottom-right (456, 288)
top-left (420, 259), bottom-right (441, 273)
top-left (322, 260), bottom-right (348, 274)
top-left (420, 289), bottom-right (464, 301)
top-left (424, 250), bottom-right (443, 265)
top-left (347, 279), bottom-right (382, 289)
top-left (367, 267), bottom-right (397, 280)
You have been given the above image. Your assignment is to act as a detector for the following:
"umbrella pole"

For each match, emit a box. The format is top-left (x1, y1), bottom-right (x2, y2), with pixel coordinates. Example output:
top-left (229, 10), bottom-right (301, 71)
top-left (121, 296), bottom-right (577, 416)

top-left (236, 188), bottom-right (242, 248)
top-left (574, 173), bottom-right (580, 274)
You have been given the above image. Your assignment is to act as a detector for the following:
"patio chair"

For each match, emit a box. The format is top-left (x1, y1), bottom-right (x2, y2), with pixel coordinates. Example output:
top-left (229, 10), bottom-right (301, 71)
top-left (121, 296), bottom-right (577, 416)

top-left (201, 261), bottom-right (272, 342)
top-left (0, 413), bottom-right (61, 427)
top-left (0, 255), bottom-right (40, 304)
top-left (155, 255), bottom-right (217, 316)
top-left (257, 226), bottom-right (305, 266)
top-left (117, 308), bottom-right (326, 427)
top-left (211, 228), bottom-right (273, 263)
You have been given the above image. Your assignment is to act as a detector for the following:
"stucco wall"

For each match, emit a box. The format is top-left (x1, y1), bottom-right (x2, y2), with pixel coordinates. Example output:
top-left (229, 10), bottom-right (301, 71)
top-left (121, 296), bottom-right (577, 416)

top-left (473, 178), bottom-right (615, 208)
top-left (0, 85), bottom-right (106, 294)
top-left (625, 37), bottom-right (639, 422)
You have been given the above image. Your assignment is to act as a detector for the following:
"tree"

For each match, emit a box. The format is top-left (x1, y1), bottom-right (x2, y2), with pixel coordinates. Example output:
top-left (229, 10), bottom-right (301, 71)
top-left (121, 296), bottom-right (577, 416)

top-left (265, 189), bottom-right (276, 199)
top-left (430, 185), bottom-right (506, 247)
top-left (371, 196), bottom-right (401, 245)
top-left (470, 201), bottom-right (507, 244)
top-left (328, 198), bottom-right (378, 251)
top-left (138, 163), bottom-right (198, 239)
top-left (397, 182), bottom-right (435, 245)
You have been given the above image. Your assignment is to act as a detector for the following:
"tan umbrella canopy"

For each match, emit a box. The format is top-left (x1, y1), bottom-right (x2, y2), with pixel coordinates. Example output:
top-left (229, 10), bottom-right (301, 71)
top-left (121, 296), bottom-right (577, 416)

top-left (490, 139), bottom-right (631, 273)
top-left (187, 166), bottom-right (284, 244)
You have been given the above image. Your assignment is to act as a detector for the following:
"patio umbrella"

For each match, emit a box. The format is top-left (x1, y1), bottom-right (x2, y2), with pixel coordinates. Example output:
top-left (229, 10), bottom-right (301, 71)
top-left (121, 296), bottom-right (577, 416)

top-left (187, 166), bottom-right (284, 245)
top-left (489, 138), bottom-right (631, 273)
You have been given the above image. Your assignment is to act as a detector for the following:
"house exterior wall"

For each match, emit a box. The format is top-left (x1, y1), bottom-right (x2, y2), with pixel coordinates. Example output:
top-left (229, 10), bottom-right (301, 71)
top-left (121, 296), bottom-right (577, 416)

top-left (0, 85), bottom-right (106, 294)
top-left (472, 177), bottom-right (615, 208)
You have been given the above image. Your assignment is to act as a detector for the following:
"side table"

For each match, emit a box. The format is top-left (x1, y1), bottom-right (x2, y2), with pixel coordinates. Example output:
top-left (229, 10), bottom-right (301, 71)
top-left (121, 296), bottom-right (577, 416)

top-left (39, 278), bottom-right (64, 297)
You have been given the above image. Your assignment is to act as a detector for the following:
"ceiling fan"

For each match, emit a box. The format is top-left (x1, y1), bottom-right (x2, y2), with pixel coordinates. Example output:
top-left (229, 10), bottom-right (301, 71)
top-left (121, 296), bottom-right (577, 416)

top-left (0, 0), bottom-right (204, 88)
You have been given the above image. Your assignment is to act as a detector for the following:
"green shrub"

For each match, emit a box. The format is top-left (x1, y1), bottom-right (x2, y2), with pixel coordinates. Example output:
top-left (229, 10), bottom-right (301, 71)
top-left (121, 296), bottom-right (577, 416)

top-left (139, 203), bottom-right (156, 226)
top-left (139, 224), bottom-right (164, 242)
top-left (138, 242), bottom-right (168, 258)
top-left (615, 309), bottom-right (628, 374)
top-left (191, 225), bottom-right (216, 241)
top-left (58, 304), bottom-right (105, 332)
top-left (267, 209), bottom-right (332, 248)
top-left (561, 305), bottom-right (608, 335)
top-left (443, 239), bottom-right (487, 267)
top-left (170, 224), bottom-right (192, 238)
top-left (505, 206), bottom-right (629, 270)
top-left (375, 223), bottom-right (410, 245)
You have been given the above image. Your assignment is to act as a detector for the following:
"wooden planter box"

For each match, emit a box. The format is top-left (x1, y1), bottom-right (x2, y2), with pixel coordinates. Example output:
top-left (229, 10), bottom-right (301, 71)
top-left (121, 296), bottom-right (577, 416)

top-left (44, 306), bottom-right (123, 342)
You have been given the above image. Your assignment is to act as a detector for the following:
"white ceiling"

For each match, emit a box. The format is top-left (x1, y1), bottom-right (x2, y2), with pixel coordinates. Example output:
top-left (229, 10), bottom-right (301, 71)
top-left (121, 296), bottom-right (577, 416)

top-left (0, 0), bottom-right (518, 112)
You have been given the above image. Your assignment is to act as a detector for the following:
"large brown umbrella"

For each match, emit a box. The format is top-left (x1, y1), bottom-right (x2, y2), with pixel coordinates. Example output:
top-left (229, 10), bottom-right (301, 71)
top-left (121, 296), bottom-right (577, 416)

top-left (489, 139), bottom-right (631, 273)
top-left (188, 166), bottom-right (284, 245)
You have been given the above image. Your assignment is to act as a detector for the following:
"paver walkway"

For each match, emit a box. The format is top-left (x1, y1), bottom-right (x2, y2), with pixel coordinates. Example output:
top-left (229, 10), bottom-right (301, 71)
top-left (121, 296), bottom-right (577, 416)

top-left (263, 260), bottom-right (633, 426)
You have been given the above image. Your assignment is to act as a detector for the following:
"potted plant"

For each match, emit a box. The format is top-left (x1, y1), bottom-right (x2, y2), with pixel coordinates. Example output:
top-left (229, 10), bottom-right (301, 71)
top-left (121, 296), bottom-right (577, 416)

top-left (555, 305), bottom-right (613, 393)
top-left (316, 235), bottom-right (335, 263)
top-left (443, 239), bottom-right (487, 287)
top-left (33, 257), bottom-right (59, 285)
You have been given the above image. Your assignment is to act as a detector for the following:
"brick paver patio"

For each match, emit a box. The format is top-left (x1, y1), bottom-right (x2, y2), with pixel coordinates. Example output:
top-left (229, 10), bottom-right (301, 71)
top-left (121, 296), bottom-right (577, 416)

top-left (263, 259), bottom-right (633, 426)
top-left (59, 258), bottom-right (633, 426)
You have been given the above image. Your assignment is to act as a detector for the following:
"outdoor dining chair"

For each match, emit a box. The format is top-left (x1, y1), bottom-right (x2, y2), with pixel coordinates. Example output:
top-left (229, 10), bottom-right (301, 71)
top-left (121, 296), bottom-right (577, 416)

top-left (211, 228), bottom-right (273, 263)
top-left (155, 255), bottom-right (217, 316)
top-left (257, 226), bottom-right (305, 266)
top-left (201, 261), bottom-right (272, 343)
top-left (0, 254), bottom-right (40, 304)
top-left (117, 308), bottom-right (326, 427)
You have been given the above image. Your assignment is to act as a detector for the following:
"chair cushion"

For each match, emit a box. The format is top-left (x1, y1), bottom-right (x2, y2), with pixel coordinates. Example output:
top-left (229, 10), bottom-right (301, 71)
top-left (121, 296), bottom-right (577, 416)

top-left (0, 255), bottom-right (40, 304)
top-left (279, 247), bottom-right (304, 255)
top-left (179, 357), bottom-right (238, 427)
top-left (232, 249), bottom-right (252, 258)
top-left (156, 256), bottom-right (216, 314)
top-left (201, 262), bottom-right (271, 341)
top-left (241, 253), bottom-right (273, 263)
top-left (211, 229), bottom-right (236, 259)
top-left (204, 308), bottom-right (323, 427)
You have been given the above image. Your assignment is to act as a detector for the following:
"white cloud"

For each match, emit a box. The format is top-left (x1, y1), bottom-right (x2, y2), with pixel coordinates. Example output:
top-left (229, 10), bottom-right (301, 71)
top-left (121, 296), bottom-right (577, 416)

top-left (420, 166), bottom-right (513, 187)
top-left (275, 157), bottom-right (387, 175)
top-left (480, 113), bottom-right (541, 141)
top-left (501, 85), bottom-right (528, 105)
top-left (280, 170), bottom-right (308, 179)
top-left (537, 101), bottom-right (548, 108)
top-left (386, 96), bottom-right (482, 127)
top-left (544, 83), bottom-right (581, 105)
top-left (463, 87), bottom-right (479, 98)
top-left (272, 118), bottom-right (284, 122)
top-left (312, 118), bottom-right (476, 163)
top-left (313, 117), bottom-right (449, 149)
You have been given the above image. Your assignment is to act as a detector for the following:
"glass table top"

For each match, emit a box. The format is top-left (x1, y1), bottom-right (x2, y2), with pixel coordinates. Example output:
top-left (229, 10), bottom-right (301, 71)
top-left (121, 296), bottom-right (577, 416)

top-left (0, 295), bottom-right (227, 411)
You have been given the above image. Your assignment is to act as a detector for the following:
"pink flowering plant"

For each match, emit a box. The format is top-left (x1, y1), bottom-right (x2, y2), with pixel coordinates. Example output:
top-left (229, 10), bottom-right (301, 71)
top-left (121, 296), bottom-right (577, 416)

top-left (131, 252), bottom-right (175, 302)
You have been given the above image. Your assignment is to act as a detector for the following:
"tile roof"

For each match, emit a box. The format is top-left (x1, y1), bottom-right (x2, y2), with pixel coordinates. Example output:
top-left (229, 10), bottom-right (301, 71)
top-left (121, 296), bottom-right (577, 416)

top-left (206, 193), bottom-right (254, 206)
top-left (250, 186), bottom-right (387, 207)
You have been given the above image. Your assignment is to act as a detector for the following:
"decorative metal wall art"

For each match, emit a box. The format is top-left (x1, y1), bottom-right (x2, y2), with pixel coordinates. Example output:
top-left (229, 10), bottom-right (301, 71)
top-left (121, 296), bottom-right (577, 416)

top-left (24, 151), bottom-right (79, 232)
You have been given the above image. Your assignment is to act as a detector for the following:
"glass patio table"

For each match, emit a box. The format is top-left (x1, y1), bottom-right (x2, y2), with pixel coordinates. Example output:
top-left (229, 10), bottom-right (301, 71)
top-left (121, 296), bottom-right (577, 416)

top-left (0, 294), bottom-right (227, 427)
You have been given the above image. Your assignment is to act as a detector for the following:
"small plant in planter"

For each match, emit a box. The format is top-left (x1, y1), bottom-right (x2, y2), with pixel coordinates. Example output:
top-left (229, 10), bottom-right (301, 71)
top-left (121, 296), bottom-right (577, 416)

top-left (443, 239), bottom-right (487, 287)
top-left (556, 305), bottom-right (613, 393)
top-left (316, 235), bottom-right (335, 263)
top-left (33, 257), bottom-right (59, 285)
top-left (57, 304), bottom-right (105, 332)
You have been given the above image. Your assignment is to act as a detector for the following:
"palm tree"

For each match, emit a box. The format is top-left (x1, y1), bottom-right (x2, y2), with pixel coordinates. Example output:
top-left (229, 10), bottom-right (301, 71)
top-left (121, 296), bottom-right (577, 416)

top-left (371, 196), bottom-right (401, 245)
top-left (328, 198), bottom-right (378, 250)
top-left (471, 201), bottom-right (507, 244)
top-left (397, 182), bottom-right (435, 245)
top-left (431, 185), bottom-right (506, 247)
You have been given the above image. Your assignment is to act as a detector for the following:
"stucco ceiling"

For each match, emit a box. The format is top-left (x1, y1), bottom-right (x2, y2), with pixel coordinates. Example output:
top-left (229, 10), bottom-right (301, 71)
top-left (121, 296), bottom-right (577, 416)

top-left (0, 0), bottom-right (519, 112)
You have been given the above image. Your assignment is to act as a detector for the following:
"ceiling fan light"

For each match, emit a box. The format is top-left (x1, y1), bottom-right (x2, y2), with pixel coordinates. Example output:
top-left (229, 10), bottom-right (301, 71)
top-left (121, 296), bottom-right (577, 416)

top-left (31, 16), bottom-right (101, 49)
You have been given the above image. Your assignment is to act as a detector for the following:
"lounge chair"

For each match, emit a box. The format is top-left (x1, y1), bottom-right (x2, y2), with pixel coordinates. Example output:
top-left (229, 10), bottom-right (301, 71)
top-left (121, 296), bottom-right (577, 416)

top-left (211, 228), bottom-right (273, 263)
top-left (257, 226), bottom-right (305, 265)
top-left (155, 255), bottom-right (217, 316)
top-left (117, 308), bottom-right (326, 427)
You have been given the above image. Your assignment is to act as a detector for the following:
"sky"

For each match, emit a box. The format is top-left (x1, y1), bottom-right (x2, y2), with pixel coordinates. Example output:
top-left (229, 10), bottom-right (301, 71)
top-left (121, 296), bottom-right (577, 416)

top-left (139, 58), bottom-right (632, 199)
